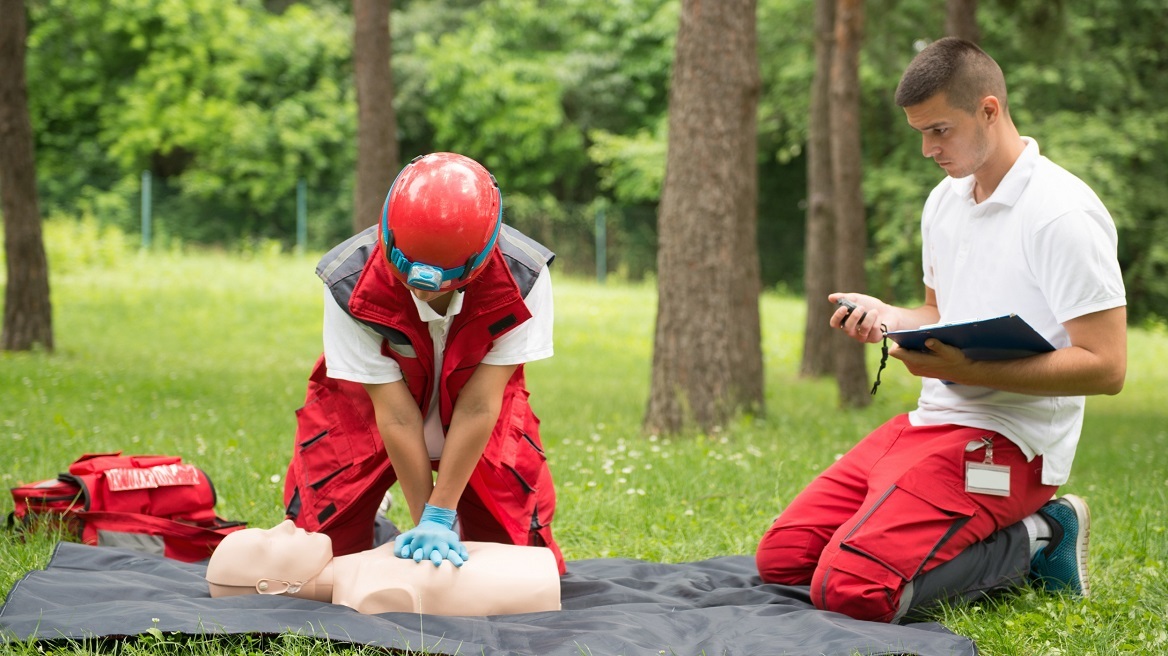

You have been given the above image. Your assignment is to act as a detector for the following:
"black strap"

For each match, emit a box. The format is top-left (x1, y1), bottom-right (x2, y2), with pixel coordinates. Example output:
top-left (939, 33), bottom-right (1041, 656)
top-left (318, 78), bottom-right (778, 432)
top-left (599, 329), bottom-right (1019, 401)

top-left (871, 325), bottom-right (889, 395)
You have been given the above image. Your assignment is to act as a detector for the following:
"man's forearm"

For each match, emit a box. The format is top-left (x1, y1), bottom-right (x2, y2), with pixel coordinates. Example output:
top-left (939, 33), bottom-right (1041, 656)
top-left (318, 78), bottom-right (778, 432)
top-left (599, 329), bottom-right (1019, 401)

top-left (377, 421), bottom-right (434, 524)
top-left (955, 345), bottom-right (1124, 396)
top-left (894, 305), bottom-right (1127, 396)
top-left (426, 362), bottom-right (516, 513)
top-left (428, 406), bottom-right (498, 510)
top-left (890, 303), bottom-right (942, 333)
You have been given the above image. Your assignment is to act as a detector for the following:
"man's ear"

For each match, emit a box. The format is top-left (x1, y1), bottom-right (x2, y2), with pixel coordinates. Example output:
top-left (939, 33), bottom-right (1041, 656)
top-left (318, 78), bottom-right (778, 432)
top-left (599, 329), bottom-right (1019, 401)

top-left (980, 95), bottom-right (1003, 124)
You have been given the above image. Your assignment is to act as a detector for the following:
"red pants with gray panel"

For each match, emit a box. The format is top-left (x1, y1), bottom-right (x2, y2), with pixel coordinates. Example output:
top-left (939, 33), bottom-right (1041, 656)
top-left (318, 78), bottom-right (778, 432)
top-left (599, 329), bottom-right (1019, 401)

top-left (756, 414), bottom-right (1056, 622)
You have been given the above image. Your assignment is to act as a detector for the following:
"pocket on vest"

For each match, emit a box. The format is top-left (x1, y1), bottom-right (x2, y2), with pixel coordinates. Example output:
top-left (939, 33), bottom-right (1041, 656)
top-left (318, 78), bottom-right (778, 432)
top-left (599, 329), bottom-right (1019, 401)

top-left (291, 380), bottom-right (384, 526)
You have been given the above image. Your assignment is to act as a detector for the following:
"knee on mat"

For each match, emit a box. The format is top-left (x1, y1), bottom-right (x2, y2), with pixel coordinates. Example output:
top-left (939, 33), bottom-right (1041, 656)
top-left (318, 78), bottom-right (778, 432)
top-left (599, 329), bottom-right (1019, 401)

top-left (811, 561), bottom-right (903, 624)
top-left (755, 527), bottom-right (818, 585)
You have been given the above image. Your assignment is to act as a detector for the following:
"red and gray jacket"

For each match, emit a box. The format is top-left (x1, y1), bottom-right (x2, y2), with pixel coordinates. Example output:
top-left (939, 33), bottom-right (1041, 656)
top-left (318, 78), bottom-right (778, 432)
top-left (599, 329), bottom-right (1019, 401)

top-left (284, 224), bottom-right (563, 570)
top-left (326, 224), bottom-right (552, 424)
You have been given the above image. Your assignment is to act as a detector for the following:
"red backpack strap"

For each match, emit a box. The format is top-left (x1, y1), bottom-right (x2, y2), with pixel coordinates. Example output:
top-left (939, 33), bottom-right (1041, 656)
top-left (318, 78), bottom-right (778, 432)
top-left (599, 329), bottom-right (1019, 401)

top-left (75, 510), bottom-right (247, 562)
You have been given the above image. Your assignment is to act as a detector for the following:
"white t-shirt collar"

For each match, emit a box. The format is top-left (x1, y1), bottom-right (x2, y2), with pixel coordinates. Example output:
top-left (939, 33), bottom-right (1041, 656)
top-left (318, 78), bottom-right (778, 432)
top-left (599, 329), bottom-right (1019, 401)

top-left (949, 137), bottom-right (1040, 208)
top-left (410, 289), bottom-right (466, 323)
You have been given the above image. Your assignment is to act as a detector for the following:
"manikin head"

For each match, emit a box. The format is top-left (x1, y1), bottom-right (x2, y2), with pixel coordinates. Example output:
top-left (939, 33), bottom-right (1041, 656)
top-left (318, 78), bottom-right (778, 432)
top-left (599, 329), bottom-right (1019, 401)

top-left (206, 520), bottom-right (333, 600)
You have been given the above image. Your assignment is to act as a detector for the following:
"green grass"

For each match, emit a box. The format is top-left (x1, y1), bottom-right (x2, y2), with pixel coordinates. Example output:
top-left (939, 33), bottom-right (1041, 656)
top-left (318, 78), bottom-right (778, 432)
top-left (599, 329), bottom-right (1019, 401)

top-left (2, 250), bottom-right (1167, 655)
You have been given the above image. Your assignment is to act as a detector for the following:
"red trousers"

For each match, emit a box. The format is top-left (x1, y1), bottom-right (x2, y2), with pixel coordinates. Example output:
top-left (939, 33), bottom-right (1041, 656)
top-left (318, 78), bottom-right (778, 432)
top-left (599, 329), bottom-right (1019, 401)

top-left (756, 414), bottom-right (1057, 622)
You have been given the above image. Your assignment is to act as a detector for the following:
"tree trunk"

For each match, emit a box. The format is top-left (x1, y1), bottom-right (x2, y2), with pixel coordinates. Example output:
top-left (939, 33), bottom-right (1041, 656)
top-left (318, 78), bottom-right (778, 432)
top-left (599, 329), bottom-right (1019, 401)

top-left (645, 0), bottom-right (763, 435)
top-left (352, 0), bottom-right (399, 234)
top-left (0, 0), bottom-right (53, 352)
top-left (829, 0), bottom-right (868, 407)
top-left (800, 0), bottom-right (837, 378)
top-left (946, 0), bottom-right (980, 43)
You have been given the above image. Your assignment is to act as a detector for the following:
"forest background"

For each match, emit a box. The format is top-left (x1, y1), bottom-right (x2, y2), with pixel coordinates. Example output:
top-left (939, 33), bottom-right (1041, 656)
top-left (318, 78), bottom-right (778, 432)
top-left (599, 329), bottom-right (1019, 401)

top-left (17, 0), bottom-right (1168, 321)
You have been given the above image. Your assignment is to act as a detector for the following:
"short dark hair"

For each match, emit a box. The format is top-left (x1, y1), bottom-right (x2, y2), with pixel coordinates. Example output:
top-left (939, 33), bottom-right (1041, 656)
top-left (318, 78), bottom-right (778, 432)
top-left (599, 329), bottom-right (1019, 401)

top-left (894, 37), bottom-right (1008, 114)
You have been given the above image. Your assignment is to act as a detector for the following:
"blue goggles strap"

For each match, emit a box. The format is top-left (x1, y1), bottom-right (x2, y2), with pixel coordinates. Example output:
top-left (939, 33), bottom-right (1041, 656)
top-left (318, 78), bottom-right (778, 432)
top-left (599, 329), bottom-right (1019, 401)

top-left (379, 165), bottom-right (503, 284)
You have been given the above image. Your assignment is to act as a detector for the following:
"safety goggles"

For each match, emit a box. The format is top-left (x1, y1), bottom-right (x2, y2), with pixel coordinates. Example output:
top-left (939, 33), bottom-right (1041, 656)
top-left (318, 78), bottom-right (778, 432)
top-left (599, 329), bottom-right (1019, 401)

top-left (379, 173), bottom-right (503, 292)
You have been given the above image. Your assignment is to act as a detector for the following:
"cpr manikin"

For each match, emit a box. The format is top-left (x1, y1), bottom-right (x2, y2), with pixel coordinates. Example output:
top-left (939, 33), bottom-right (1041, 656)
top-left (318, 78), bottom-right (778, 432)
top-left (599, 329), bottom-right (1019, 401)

top-left (206, 520), bottom-right (561, 615)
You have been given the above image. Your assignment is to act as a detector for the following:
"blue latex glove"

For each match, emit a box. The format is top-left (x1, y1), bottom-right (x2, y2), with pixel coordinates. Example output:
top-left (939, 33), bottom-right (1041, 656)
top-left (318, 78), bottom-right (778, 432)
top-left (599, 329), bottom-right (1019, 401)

top-left (393, 503), bottom-right (469, 567)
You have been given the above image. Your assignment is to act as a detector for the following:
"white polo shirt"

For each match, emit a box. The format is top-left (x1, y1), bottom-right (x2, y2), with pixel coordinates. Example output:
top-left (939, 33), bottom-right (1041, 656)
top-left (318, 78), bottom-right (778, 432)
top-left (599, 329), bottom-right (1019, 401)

top-left (322, 268), bottom-right (554, 458)
top-left (910, 138), bottom-right (1126, 485)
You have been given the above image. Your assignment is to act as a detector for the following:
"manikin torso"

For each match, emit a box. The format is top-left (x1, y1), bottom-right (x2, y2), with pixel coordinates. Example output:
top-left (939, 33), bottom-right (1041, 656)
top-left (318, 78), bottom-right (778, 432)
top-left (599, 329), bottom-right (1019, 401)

top-left (324, 541), bottom-right (561, 615)
top-left (206, 522), bottom-right (561, 617)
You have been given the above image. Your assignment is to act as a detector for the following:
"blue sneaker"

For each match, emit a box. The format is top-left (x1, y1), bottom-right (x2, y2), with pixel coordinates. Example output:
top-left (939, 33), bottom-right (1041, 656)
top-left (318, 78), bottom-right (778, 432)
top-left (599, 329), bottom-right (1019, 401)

top-left (1030, 494), bottom-right (1091, 596)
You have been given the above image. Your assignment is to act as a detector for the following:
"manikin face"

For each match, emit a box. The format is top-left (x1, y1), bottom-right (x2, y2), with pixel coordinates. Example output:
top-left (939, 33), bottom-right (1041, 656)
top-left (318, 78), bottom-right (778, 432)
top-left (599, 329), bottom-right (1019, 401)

top-left (206, 520), bottom-right (332, 593)
top-left (903, 92), bottom-right (991, 180)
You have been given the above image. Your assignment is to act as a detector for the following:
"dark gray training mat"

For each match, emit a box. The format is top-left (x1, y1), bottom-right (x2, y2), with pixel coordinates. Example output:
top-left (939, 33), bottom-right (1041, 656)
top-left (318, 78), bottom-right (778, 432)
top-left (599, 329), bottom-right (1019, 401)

top-left (1, 542), bottom-right (976, 656)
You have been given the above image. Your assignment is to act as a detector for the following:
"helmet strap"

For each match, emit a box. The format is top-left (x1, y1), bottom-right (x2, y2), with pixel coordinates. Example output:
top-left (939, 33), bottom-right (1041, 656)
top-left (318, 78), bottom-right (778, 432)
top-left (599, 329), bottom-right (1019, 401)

top-left (458, 253), bottom-right (477, 281)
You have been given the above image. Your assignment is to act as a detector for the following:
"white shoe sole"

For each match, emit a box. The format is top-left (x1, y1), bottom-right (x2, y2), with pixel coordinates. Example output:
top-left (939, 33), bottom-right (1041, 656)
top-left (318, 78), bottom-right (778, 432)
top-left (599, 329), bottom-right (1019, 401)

top-left (1059, 493), bottom-right (1091, 598)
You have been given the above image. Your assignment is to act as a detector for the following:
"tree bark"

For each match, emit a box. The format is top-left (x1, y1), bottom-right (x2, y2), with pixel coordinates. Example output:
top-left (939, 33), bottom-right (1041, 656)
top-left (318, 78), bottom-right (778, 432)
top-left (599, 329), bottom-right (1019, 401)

top-left (800, 0), bottom-right (837, 378)
top-left (645, 0), bottom-right (763, 435)
top-left (946, 0), bottom-right (981, 44)
top-left (352, 0), bottom-right (399, 234)
top-left (829, 0), bottom-right (868, 406)
top-left (0, 0), bottom-right (53, 352)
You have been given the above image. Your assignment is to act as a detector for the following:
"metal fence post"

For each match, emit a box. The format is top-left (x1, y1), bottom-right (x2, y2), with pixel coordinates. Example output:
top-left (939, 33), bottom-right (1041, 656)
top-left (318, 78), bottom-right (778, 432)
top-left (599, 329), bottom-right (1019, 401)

top-left (595, 203), bottom-right (607, 285)
top-left (140, 170), bottom-right (152, 249)
top-left (296, 178), bottom-right (307, 254)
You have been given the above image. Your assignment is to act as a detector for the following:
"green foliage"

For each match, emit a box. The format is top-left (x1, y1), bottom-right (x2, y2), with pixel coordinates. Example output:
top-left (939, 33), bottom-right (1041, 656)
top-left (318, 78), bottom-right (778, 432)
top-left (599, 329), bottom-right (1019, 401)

top-left (416, 26), bottom-right (588, 194)
top-left (390, 0), bottom-right (677, 280)
top-left (2, 252), bottom-right (1167, 653)
top-left (27, 0), bottom-right (356, 247)
top-left (19, 0), bottom-right (1168, 315)
top-left (588, 120), bottom-right (667, 205)
top-left (400, 0), bottom-right (677, 197)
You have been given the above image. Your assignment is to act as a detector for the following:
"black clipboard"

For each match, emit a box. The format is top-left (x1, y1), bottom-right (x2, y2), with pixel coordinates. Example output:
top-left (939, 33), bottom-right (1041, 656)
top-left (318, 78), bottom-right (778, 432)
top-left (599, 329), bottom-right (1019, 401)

top-left (886, 314), bottom-right (1055, 361)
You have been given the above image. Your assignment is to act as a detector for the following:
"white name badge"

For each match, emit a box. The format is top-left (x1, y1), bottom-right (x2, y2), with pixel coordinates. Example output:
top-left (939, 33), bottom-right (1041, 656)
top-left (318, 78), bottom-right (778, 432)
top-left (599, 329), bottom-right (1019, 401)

top-left (965, 461), bottom-right (1011, 496)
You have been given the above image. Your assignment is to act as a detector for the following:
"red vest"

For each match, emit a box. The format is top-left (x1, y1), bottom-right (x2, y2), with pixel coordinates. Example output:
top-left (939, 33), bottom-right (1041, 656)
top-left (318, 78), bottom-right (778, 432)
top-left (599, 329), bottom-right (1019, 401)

top-left (285, 227), bottom-right (563, 571)
top-left (346, 240), bottom-right (533, 427)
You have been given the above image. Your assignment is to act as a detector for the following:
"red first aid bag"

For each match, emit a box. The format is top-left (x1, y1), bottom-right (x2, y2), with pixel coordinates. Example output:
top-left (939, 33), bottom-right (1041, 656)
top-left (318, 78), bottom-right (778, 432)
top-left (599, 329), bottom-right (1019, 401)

top-left (8, 452), bottom-right (246, 562)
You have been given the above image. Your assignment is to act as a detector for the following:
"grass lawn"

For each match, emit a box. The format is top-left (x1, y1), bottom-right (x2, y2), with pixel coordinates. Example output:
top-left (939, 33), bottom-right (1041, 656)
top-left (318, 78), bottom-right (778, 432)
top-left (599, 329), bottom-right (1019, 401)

top-left (1, 249), bottom-right (1166, 655)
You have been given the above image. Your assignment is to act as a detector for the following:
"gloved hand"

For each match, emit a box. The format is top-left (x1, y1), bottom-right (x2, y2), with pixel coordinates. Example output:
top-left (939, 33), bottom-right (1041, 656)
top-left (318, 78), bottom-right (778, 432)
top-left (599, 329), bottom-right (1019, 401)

top-left (393, 503), bottom-right (469, 567)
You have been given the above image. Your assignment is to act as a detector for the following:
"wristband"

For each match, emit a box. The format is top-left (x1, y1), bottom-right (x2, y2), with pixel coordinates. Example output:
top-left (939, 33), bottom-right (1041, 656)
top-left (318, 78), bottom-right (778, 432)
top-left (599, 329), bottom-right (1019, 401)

top-left (420, 503), bottom-right (457, 529)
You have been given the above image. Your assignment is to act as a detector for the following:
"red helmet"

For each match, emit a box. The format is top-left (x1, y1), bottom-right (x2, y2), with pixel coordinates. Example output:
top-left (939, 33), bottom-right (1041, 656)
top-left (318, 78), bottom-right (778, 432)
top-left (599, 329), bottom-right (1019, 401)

top-left (380, 152), bottom-right (503, 291)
